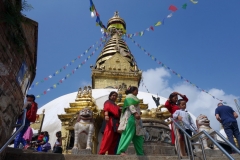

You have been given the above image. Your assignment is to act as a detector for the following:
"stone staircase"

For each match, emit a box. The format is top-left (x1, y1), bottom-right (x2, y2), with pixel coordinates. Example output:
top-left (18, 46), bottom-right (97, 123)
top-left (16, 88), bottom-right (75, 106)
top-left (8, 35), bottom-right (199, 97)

top-left (126, 143), bottom-right (176, 155)
top-left (3, 146), bottom-right (240, 160)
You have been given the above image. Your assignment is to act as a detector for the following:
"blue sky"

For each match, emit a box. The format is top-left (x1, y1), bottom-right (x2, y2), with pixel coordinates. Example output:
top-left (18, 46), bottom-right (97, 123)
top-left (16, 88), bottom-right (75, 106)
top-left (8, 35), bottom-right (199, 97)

top-left (24, 0), bottom-right (240, 110)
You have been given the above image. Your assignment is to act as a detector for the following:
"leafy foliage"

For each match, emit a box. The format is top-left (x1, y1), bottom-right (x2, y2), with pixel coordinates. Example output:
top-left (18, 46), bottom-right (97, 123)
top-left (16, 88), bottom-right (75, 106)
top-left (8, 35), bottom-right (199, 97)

top-left (1, 0), bottom-right (33, 55)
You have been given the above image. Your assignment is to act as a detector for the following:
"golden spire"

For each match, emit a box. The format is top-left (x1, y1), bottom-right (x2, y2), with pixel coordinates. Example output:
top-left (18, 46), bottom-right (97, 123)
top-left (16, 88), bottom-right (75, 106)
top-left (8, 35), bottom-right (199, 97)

top-left (95, 11), bottom-right (137, 70)
top-left (95, 34), bottom-right (136, 69)
top-left (107, 11), bottom-right (126, 30)
top-left (92, 12), bottom-right (142, 89)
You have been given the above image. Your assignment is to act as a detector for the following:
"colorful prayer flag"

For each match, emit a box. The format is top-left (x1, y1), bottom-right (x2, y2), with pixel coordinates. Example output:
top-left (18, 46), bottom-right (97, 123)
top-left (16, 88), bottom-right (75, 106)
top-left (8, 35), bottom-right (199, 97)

top-left (169, 5), bottom-right (178, 12)
top-left (155, 21), bottom-right (162, 26)
top-left (182, 3), bottom-right (187, 9)
top-left (190, 0), bottom-right (198, 4)
top-left (167, 13), bottom-right (173, 18)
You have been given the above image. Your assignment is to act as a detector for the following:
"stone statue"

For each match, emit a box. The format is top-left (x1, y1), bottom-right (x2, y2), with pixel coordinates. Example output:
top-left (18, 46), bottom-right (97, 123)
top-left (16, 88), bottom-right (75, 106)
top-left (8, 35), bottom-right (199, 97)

top-left (161, 130), bottom-right (171, 142)
top-left (88, 86), bottom-right (92, 95)
top-left (72, 107), bottom-right (95, 154)
top-left (82, 86), bottom-right (88, 95)
top-left (152, 95), bottom-right (160, 107)
top-left (144, 127), bottom-right (171, 143)
top-left (123, 83), bottom-right (127, 90)
top-left (118, 94), bottom-right (122, 103)
top-left (118, 84), bottom-right (122, 90)
top-left (195, 114), bottom-right (219, 151)
top-left (145, 127), bottom-right (163, 141)
top-left (117, 83), bottom-right (127, 101)
top-left (77, 88), bottom-right (82, 96)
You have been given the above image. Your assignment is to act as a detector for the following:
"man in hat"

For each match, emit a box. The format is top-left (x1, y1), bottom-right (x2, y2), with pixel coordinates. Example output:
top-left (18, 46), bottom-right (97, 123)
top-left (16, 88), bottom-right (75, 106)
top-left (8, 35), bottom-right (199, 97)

top-left (215, 103), bottom-right (240, 153)
top-left (14, 94), bottom-right (38, 149)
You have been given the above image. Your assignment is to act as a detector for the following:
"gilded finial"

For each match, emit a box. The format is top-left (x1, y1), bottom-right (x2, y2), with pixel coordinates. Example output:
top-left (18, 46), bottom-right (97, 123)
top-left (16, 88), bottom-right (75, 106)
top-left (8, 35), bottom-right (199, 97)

top-left (114, 11), bottom-right (119, 17)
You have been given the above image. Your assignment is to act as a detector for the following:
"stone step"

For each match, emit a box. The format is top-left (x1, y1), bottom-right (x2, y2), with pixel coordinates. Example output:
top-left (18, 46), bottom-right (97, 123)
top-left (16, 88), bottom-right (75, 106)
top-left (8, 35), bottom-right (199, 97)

top-left (4, 147), bottom-right (240, 160)
top-left (126, 144), bottom-right (176, 155)
top-left (195, 149), bottom-right (240, 159)
top-left (4, 152), bottom-right (240, 160)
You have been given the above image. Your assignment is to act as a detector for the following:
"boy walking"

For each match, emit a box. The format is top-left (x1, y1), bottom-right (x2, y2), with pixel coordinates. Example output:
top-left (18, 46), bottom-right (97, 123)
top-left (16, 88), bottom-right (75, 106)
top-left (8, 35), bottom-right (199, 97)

top-left (173, 99), bottom-right (197, 156)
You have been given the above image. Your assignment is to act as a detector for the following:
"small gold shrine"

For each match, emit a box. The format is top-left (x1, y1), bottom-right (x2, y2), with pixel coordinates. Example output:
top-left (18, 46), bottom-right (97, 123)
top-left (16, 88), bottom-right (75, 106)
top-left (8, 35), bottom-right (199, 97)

top-left (58, 86), bottom-right (100, 154)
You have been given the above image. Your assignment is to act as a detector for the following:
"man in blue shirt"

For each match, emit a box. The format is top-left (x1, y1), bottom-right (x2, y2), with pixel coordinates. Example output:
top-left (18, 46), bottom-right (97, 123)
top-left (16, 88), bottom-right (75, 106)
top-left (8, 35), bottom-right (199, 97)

top-left (215, 103), bottom-right (240, 152)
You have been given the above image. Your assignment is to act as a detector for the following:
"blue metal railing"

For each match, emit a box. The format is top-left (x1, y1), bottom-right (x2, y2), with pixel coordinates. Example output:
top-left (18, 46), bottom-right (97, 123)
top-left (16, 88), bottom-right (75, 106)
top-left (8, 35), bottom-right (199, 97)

top-left (0, 109), bottom-right (27, 153)
top-left (171, 118), bottom-right (236, 160)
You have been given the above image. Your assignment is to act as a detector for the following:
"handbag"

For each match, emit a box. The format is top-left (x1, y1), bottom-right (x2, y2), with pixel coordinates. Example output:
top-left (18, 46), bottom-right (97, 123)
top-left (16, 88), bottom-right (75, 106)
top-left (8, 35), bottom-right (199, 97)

top-left (136, 119), bottom-right (146, 136)
top-left (41, 142), bottom-right (51, 151)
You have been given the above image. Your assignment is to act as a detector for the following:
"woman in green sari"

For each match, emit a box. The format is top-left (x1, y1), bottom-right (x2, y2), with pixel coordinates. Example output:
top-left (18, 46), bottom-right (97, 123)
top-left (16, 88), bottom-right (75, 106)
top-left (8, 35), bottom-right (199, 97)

top-left (117, 86), bottom-right (144, 156)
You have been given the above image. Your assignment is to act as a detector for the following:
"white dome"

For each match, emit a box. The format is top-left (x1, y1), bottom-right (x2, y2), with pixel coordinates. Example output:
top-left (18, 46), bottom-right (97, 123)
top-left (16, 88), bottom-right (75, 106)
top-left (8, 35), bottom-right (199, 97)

top-left (36, 89), bottom-right (197, 146)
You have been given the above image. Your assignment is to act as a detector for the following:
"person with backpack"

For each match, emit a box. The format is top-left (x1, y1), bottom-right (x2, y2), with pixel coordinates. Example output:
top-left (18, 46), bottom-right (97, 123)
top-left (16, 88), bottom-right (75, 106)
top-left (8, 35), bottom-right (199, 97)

top-left (14, 94), bottom-right (38, 149)
top-left (36, 131), bottom-right (51, 152)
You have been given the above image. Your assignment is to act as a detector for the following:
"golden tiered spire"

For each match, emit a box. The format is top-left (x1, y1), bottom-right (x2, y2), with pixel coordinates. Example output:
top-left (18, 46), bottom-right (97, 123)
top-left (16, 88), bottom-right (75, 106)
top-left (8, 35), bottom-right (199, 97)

top-left (107, 11), bottom-right (126, 29)
top-left (92, 11), bottom-right (142, 89)
top-left (95, 33), bottom-right (136, 70)
top-left (95, 11), bottom-right (136, 70)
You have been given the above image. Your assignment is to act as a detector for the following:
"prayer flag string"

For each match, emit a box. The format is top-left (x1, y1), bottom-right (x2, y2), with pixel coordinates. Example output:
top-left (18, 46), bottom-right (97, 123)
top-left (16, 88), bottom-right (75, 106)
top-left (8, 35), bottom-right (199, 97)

top-left (127, 37), bottom-right (226, 104)
top-left (34, 39), bottom-right (107, 98)
top-left (125, 0), bottom-right (198, 38)
top-left (140, 79), bottom-right (150, 93)
top-left (29, 36), bottom-right (108, 90)
top-left (89, 0), bottom-right (108, 35)
top-left (88, 0), bottom-right (198, 37)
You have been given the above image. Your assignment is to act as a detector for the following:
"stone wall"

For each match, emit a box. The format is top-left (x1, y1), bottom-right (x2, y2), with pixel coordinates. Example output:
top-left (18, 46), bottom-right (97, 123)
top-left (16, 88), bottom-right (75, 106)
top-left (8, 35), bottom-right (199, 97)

top-left (0, 0), bottom-right (38, 158)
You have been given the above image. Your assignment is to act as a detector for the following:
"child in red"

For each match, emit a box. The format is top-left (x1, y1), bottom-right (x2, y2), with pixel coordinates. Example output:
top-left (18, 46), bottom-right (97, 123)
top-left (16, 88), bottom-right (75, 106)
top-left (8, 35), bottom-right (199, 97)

top-left (37, 132), bottom-right (44, 143)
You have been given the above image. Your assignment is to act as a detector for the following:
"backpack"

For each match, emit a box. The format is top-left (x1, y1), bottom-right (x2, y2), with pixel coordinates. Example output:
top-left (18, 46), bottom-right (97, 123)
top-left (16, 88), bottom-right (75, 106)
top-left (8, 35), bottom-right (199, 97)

top-left (26, 102), bottom-right (38, 122)
top-left (41, 142), bottom-right (51, 151)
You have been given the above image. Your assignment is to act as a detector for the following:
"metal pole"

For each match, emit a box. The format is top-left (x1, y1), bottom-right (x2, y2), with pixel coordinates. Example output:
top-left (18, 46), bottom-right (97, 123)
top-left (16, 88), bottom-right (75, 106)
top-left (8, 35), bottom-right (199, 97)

top-left (183, 134), bottom-right (190, 158)
top-left (173, 123), bottom-right (181, 160)
top-left (198, 137), bottom-right (207, 160)
top-left (180, 120), bottom-right (207, 160)
top-left (188, 138), bottom-right (195, 160)
top-left (202, 130), bottom-right (234, 160)
top-left (0, 109), bottom-right (27, 153)
top-left (171, 119), bottom-right (191, 138)
top-left (215, 130), bottom-right (240, 154)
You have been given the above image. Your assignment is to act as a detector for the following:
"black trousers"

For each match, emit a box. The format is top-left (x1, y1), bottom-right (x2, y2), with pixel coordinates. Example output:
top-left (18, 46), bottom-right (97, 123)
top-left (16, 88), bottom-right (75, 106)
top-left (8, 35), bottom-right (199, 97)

top-left (179, 129), bottom-right (194, 154)
top-left (185, 129), bottom-right (195, 154)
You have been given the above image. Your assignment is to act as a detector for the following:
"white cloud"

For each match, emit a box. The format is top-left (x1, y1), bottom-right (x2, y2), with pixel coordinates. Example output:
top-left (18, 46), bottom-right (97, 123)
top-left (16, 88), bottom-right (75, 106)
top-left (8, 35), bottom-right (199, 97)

top-left (139, 67), bottom-right (239, 130)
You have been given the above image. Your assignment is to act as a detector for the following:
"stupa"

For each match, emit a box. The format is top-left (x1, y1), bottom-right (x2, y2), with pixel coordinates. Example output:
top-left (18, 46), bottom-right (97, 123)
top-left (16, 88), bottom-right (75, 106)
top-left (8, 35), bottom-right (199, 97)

top-left (57, 12), bottom-right (173, 154)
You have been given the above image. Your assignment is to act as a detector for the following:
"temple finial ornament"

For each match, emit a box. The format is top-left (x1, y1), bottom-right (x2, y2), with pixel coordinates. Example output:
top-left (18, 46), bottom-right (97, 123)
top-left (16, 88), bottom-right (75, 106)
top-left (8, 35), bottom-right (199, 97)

top-left (114, 11), bottom-right (119, 17)
top-left (152, 95), bottom-right (160, 107)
